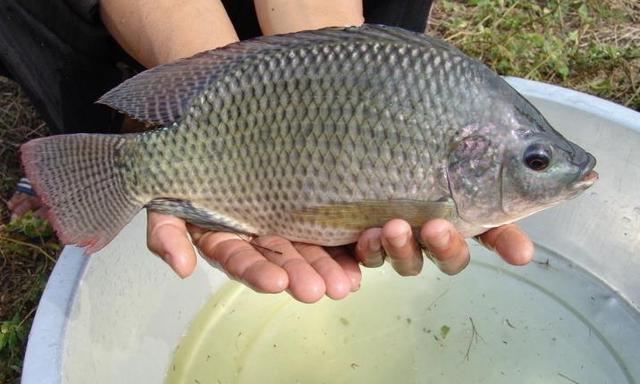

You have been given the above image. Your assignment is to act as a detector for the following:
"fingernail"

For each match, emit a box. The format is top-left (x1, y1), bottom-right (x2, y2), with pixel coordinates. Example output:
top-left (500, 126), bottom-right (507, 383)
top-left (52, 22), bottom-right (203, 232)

top-left (362, 237), bottom-right (384, 267)
top-left (368, 236), bottom-right (381, 252)
top-left (388, 232), bottom-right (408, 248)
top-left (426, 228), bottom-right (450, 250)
top-left (164, 252), bottom-right (188, 279)
top-left (190, 231), bottom-right (202, 243)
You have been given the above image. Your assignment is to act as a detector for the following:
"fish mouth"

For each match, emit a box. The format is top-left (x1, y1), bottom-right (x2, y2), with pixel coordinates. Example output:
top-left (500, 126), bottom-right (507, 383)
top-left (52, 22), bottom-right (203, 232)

top-left (571, 153), bottom-right (598, 190)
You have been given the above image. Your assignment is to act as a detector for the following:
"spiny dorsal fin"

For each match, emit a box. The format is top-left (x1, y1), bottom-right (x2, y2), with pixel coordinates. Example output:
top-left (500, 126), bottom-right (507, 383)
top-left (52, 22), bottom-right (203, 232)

top-left (97, 24), bottom-right (462, 125)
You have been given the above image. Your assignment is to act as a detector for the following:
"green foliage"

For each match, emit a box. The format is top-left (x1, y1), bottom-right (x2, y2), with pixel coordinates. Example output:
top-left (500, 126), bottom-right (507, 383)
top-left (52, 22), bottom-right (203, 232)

top-left (0, 313), bottom-right (28, 382)
top-left (0, 213), bottom-right (58, 383)
top-left (0, 314), bottom-right (26, 355)
top-left (6, 213), bottom-right (54, 240)
top-left (430, 0), bottom-right (640, 110)
top-left (1, 75), bottom-right (57, 384)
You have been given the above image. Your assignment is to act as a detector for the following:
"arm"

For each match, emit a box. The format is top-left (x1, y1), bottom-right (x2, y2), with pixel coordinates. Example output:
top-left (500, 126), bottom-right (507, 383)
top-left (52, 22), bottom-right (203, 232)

top-left (100, 0), bottom-right (239, 67)
top-left (253, 0), bottom-right (364, 35)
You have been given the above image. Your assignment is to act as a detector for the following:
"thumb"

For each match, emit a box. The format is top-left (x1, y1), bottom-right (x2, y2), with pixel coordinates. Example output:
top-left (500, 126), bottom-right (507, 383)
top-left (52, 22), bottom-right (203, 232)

top-left (146, 210), bottom-right (197, 278)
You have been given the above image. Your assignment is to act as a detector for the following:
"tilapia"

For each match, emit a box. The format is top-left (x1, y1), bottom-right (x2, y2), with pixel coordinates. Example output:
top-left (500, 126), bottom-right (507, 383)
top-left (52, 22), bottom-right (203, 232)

top-left (21, 24), bottom-right (597, 254)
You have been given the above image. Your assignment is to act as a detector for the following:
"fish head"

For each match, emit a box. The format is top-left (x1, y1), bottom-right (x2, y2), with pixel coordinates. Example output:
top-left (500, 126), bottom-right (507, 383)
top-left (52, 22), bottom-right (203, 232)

top-left (446, 103), bottom-right (597, 228)
top-left (498, 122), bottom-right (598, 222)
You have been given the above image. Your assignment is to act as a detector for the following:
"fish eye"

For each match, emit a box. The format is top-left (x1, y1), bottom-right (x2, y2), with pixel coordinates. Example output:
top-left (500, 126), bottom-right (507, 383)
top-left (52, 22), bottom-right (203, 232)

top-left (524, 144), bottom-right (551, 171)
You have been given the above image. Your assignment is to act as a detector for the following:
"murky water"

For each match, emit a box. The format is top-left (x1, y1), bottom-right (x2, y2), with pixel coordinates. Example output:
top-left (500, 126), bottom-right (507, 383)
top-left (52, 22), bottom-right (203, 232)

top-left (166, 244), bottom-right (640, 384)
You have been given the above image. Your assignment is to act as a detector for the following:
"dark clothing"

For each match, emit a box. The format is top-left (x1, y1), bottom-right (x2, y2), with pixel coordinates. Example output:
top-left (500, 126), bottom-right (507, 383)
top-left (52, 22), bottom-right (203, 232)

top-left (0, 0), bottom-right (127, 133)
top-left (0, 0), bottom-right (433, 134)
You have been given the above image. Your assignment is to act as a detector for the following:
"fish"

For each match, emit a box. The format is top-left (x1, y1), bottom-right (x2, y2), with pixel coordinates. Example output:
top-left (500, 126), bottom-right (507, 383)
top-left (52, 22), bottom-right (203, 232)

top-left (20, 24), bottom-right (598, 254)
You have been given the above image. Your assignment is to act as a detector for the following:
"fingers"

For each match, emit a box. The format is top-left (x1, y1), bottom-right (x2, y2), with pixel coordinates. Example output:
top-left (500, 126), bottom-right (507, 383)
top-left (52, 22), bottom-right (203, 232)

top-left (146, 215), bottom-right (529, 303)
top-left (7, 193), bottom-right (42, 219)
top-left (477, 224), bottom-right (533, 265)
top-left (380, 219), bottom-right (423, 276)
top-left (251, 236), bottom-right (326, 303)
top-left (294, 243), bottom-right (353, 300)
top-left (355, 228), bottom-right (384, 267)
top-left (354, 219), bottom-right (532, 279)
top-left (327, 246), bottom-right (362, 292)
top-left (193, 231), bottom-right (289, 293)
top-left (10, 200), bottom-right (36, 218)
top-left (420, 219), bottom-right (470, 275)
top-left (194, 230), bottom-right (359, 302)
top-left (7, 191), bottom-right (27, 210)
top-left (147, 211), bottom-right (197, 278)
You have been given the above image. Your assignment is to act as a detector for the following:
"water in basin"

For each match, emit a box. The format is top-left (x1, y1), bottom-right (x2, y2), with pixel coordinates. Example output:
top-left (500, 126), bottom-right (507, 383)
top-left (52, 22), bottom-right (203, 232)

top-left (165, 243), bottom-right (640, 384)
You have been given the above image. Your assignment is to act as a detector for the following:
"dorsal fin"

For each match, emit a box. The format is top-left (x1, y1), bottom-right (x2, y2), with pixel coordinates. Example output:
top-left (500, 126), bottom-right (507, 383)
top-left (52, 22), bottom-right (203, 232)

top-left (97, 24), bottom-right (463, 125)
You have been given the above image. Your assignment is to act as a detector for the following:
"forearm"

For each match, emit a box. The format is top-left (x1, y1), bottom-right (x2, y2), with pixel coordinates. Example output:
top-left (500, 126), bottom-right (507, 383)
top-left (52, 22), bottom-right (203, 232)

top-left (100, 0), bottom-right (239, 67)
top-left (254, 0), bottom-right (363, 35)
top-left (100, 0), bottom-right (364, 68)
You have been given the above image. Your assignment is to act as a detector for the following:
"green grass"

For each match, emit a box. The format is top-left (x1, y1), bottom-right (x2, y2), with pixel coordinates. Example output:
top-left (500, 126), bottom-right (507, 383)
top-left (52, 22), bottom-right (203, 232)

top-left (0, 78), bottom-right (58, 384)
top-left (0, 214), bottom-right (58, 384)
top-left (0, 1), bottom-right (638, 382)
top-left (428, 0), bottom-right (640, 110)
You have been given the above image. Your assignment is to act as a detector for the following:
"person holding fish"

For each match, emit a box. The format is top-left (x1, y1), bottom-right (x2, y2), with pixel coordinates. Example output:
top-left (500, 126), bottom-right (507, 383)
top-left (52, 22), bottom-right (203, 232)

top-left (4, 0), bottom-right (550, 304)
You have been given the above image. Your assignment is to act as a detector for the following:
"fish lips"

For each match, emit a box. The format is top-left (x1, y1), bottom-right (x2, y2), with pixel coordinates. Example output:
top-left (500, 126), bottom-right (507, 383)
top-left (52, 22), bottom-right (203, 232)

top-left (571, 152), bottom-right (598, 190)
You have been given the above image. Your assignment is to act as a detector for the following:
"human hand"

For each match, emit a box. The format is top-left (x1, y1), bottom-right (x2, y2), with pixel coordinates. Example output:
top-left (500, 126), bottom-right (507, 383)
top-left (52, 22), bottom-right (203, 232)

top-left (7, 190), bottom-right (48, 220)
top-left (146, 211), bottom-right (361, 303)
top-left (147, 210), bottom-right (532, 303)
top-left (354, 219), bottom-right (534, 276)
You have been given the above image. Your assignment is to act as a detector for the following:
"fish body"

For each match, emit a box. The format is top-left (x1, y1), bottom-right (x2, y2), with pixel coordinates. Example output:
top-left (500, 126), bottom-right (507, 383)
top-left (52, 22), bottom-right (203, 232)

top-left (21, 25), bottom-right (597, 253)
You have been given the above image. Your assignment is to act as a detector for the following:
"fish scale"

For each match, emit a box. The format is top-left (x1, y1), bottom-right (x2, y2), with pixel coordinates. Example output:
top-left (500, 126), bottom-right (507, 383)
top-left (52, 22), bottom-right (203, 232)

top-left (20, 24), bottom-right (596, 253)
top-left (127, 39), bottom-right (473, 244)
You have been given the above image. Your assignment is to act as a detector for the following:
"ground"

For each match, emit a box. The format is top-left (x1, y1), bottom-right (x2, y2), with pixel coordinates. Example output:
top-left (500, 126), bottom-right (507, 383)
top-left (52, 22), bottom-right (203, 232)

top-left (0, 1), bottom-right (638, 383)
top-left (0, 77), bottom-right (60, 384)
top-left (428, 0), bottom-right (639, 110)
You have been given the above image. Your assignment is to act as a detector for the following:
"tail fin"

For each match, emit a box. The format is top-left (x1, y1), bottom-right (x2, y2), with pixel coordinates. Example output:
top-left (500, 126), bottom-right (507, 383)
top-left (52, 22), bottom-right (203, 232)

top-left (20, 134), bottom-right (144, 254)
